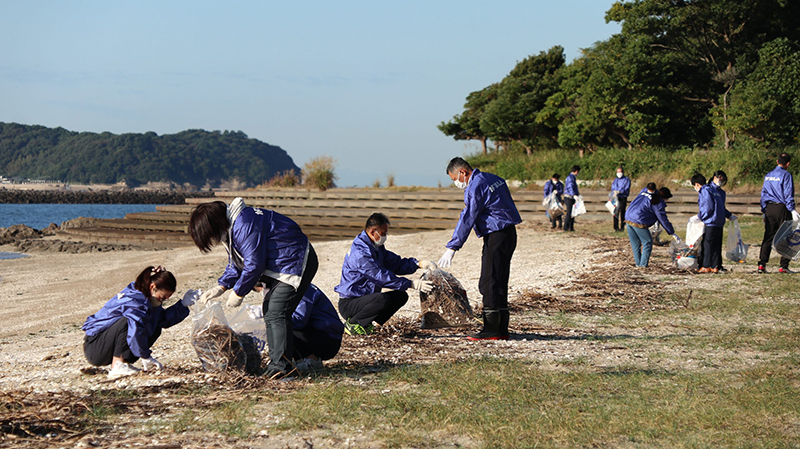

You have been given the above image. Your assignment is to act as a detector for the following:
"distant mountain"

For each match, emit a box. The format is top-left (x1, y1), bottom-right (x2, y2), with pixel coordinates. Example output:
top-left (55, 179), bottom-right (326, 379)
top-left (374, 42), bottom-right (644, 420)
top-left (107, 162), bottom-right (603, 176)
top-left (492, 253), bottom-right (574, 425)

top-left (0, 122), bottom-right (300, 188)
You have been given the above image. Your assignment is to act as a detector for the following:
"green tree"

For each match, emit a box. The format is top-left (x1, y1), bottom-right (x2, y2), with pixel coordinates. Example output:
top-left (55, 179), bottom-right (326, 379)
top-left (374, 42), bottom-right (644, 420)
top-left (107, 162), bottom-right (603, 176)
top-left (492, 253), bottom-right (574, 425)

top-left (438, 84), bottom-right (498, 155)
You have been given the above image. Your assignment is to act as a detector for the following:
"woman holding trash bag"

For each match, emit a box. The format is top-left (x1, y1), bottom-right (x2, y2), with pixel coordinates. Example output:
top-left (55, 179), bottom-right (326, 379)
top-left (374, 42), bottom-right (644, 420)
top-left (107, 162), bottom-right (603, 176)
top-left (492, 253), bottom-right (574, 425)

top-left (188, 198), bottom-right (318, 380)
top-left (625, 184), bottom-right (681, 267)
top-left (82, 266), bottom-right (198, 380)
top-left (698, 171), bottom-right (735, 274)
top-left (543, 173), bottom-right (564, 229)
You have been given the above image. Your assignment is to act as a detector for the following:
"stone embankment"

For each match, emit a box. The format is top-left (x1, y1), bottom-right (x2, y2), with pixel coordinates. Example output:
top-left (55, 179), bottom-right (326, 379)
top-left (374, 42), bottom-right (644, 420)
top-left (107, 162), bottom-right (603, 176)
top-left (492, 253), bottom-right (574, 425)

top-left (0, 221), bottom-right (137, 254)
top-left (0, 189), bottom-right (214, 204)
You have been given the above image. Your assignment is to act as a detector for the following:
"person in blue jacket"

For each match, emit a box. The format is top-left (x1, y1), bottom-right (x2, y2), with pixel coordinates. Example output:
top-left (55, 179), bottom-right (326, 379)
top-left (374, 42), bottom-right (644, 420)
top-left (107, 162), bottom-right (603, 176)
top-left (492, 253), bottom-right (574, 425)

top-left (698, 171), bottom-right (736, 273)
top-left (625, 184), bottom-right (680, 267)
top-left (758, 153), bottom-right (799, 273)
top-left (611, 167), bottom-right (631, 232)
top-left (336, 213), bottom-right (435, 336)
top-left (543, 173), bottom-right (563, 229)
top-left (563, 165), bottom-right (580, 232)
top-left (438, 157), bottom-right (522, 340)
top-left (82, 266), bottom-right (197, 380)
top-left (188, 198), bottom-right (318, 380)
top-left (290, 283), bottom-right (344, 373)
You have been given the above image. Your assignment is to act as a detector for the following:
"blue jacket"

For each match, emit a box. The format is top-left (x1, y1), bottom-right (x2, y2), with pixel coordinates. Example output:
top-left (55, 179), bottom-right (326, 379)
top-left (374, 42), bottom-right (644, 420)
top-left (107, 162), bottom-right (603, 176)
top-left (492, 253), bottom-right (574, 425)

top-left (335, 230), bottom-right (420, 299)
top-left (543, 180), bottom-right (564, 199)
top-left (82, 282), bottom-right (189, 359)
top-left (625, 188), bottom-right (675, 235)
top-left (219, 207), bottom-right (309, 297)
top-left (761, 165), bottom-right (796, 212)
top-left (611, 176), bottom-right (631, 198)
top-left (698, 183), bottom-right (731, 227)
top-left (292, 284), bottom-right (344, 341)
top-left (446, 169), bottom-right (522, 251)
top-left (564, 173), bottom-right (579, 196)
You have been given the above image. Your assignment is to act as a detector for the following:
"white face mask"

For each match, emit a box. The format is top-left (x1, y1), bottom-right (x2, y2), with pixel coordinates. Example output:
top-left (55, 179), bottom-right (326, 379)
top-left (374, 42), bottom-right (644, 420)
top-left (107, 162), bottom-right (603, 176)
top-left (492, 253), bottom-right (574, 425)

top-left (694, 185), bottom-right (701, 192)
top-left (374, 234), bottom-right (387, 247)
top-left (453, 172), bottom-right (468, 189)
top-left (552, 179), bottom-right (558, 184)
top-left (616, 172), bottom-right (623, 178)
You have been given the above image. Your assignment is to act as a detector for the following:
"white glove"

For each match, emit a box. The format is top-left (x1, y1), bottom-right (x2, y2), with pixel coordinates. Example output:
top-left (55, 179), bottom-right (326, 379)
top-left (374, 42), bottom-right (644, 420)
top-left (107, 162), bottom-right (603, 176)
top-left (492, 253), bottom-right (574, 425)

top-left (730, 215), bottom-right (738, 221)
top-left (142, 357), bottom-right (163, 371)
top-left (438, 249), bottom-right (455, 268)
top-left (199, 285), bottom-right (225, 304)
top-left (673, 235), bottom-right (682, 244)
top-left (413, 279), bottom-right (434, 294)
top-left (792, 210), bottom-right (800, 221)
top-left (418, 260), bottom-right (437, 271)
top-left (226, 291), bottom-right (244, 308)
top-left (181, 289), bottom-right (201, 307)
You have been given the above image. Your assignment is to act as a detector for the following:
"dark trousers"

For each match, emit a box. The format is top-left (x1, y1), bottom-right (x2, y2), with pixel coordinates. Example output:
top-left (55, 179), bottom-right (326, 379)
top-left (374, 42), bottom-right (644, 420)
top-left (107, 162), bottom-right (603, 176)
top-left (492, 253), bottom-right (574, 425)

top-left (702, 226), bottom-right (724, 269)
top-left (614, 197), bottom-right (628, 231)
top-left (480, 225), bottom-right (517, 310)
top-left (563, 197), bottom-right (576, 231)
top-left (548, 212), bottom-right (562, 229)
top-left (338, 290), bottom-right (409, 327)
top-left (83, 317), bottom-right (161, 366)
top-left (293, 328), bottom-right (341, 361)
top-left (759, 203), bottom-right (792, 269)
top-left (261, 244), bottom-right (319, 374)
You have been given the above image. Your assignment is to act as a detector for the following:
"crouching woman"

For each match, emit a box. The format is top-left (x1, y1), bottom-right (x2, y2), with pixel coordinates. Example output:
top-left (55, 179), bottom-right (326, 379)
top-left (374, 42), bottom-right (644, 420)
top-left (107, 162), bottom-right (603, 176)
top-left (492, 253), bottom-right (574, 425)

top-left (82, 266), bottom-right (196, 379)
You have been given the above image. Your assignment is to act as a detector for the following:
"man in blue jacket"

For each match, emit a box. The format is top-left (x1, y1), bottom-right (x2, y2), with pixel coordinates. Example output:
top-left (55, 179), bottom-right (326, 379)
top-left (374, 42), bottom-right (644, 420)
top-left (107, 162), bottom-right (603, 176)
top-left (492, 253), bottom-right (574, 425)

top-left (611, 167), bottom-right (631, 232)
top-left (758, 153), bottom-right (799, 273)
top-left (335, 213), bottom-right (435, 336)
top-left (563, 165), bottom-right (580, 232)
top-left (698, 171), bottom-right (735, 273)
top-left (290, 284), bottom-right (344, 372)
top-left (438, 157), bottom-right (522, 340)
top-left (543, 173), bottom-right (564, 229)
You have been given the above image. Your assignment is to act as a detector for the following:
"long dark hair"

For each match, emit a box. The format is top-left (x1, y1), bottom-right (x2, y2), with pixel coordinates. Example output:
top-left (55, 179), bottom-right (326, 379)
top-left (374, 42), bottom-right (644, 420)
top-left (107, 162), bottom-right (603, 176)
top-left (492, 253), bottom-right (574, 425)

top-left (134, 266), bottom-right (176, 299)
top-left (188, 201), bottom-right (229, 253)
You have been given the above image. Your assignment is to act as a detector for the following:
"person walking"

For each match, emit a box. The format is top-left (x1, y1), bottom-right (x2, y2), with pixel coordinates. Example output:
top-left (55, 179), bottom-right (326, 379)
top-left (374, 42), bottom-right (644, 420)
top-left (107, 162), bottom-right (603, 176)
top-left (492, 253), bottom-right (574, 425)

top-left (188, 198), bottom-right (318, 380)
top-left (611, 167), bottom-right (631, 232)
top-left (758, 153), bottom-right (800, 273)
top-left (438, 157), bottom-right (522, 340)
top-left (543, 173), bottom-right (563, 229)
top-left (82, 266), bottom-right (197, 379)
top-left (625, 184), bottom-right (680, 267)
top-left (698, 171), bottom-right (735, 273)
top-left (563, 166), bottom-right (580, 232)
top-left (335, 213), bottom-right (435, 336)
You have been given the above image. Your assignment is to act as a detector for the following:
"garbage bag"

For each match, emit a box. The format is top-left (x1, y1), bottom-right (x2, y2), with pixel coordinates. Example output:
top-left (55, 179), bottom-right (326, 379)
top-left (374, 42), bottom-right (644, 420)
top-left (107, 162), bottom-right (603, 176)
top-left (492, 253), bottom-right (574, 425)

top-left (725, 218), bottom-right (749, 263)
top-left (669, 241), bottom-right (698, 270)
top-left (228, 305), bottom-right (266, 375)
top-left (685, 215), bottom-right (705, 249)
top-left (605, 192), bottom-right (618, 215)
top-left (572, 195), bottom-right (586, 217)
top-left (191, 302), bottom-right (247, 373)
top-left (543, 191), bottom-right (563, 218)
top-left (650, 223), bottom-right (668, 246)
top-left (419, 268), bottom-right (474, 329)
top-left (772, 220), bottom-right (800, 260)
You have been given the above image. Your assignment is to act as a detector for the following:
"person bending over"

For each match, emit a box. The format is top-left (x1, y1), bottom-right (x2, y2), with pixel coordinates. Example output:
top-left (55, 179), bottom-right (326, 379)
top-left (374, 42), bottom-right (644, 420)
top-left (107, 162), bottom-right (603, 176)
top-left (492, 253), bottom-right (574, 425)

top-left (290, 283), bottom-right (344, 373)
top-left (625, 184), bottom-right (680, 268)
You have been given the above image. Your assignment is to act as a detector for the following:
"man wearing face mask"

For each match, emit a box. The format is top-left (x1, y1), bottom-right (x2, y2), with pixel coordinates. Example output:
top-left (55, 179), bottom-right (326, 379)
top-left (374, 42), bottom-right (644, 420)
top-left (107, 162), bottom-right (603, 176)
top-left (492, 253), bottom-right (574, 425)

top-left (439, 157), bottom-right (522, 340)
top-left (335, 213), bottom-right (435, 336)
top-left (698, 170), bottom-right (735, 273)
top-left (690, 173), bottom-right (708, 269)
top-left (543, 173), bottom-right (564, 229)
top-left (563, 165), bottom-right (581, 232)
top-left (611, 167), bottom-right (631, 232)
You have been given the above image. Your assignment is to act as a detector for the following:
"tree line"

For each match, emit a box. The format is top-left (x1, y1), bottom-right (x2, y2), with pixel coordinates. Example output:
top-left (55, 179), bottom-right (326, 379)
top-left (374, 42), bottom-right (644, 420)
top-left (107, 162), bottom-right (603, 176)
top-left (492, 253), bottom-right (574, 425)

top-left (439, 0), bottom-right (800, 156)
top-left (0, 123), bottom-right (300, 188)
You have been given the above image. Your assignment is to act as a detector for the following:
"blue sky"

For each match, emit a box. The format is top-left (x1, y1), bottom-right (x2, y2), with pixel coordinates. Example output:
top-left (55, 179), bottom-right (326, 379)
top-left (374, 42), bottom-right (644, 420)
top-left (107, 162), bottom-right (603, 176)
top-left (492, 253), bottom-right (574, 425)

top-left (0, 1), bottom-right (620, 187)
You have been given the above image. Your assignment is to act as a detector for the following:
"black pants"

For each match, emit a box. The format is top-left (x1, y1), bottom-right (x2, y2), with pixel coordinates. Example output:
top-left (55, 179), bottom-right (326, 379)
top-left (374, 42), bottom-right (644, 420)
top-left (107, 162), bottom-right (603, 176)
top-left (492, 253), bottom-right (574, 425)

top-left (563, 197), bottom-right (576, 231)
top-left (83, 317), bottom-right (161, 366)
top-left (479, 225), bottom-right (517, 310)
top-left (338, 290), bottom-right (409, 327)
top-left (759, 202), bottom-right (792, 269)
top-left (702, 226), bottom-right (724, 270)
top-left (293, 328), bottom-right (341, 361)
top-left (614, 197), bottom-right (628, 231)
top-left (549, 212), bottom-right (562, 229)
top-left (260, 244), bottom-right (319, 374)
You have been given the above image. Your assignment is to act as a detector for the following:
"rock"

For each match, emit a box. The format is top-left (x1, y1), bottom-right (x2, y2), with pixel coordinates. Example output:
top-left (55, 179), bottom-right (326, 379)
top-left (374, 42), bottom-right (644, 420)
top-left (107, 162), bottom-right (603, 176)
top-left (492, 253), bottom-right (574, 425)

top-left (0, 224), bottom-right (42, 245)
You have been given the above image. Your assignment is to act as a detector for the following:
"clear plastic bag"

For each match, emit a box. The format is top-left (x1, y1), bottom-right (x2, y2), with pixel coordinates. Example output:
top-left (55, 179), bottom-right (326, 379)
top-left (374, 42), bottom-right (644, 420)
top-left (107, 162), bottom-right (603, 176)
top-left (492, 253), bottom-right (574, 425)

top-left (572, 195), bottom-right (586, 217)
top-left (650, 223), bottom-right (668, 246)
top-left (228, 305), bottom-right (267, 374)
top-left (419, 268), bottom-right (474, 329)
top-left (772, 220), bottom-right (800, 260)
top-left (191, 302), bottom-right (247, 372)
top-left (725, 218), bottom-right (749, 263)
top-left (669, 241), bottom-right (698, 270)
top-left (685, 215), bottom-right (705, 250)
top-left (543, 191), bottom-right (563, 218)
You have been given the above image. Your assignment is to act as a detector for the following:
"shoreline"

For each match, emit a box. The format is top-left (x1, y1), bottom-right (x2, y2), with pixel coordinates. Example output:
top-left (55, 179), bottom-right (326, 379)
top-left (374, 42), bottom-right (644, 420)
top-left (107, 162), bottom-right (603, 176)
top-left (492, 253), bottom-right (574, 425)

top-left (0, 189), bottom-right (214, 205)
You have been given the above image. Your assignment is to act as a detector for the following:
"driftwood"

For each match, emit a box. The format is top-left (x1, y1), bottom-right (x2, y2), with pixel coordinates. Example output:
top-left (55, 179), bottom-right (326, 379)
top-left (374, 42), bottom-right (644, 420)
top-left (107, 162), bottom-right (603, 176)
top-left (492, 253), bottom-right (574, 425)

top-left (191, 322), bottom-right (247, 373)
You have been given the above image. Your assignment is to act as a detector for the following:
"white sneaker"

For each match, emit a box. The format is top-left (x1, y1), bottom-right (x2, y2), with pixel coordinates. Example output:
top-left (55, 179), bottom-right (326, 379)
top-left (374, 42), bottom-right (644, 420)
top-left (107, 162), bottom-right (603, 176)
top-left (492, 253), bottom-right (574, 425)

top-left (108, 362), bottom-right (141, 380)
top-left (294, 357), bottom-right (324, 373)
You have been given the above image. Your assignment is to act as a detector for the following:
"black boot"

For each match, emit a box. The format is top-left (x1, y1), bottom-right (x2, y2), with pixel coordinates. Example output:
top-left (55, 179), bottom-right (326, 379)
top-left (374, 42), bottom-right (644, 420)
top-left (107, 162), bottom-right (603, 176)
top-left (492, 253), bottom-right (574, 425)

top-left (468, 309), bottom-right (505, 340)
top-left (499, 308), bottom-right (510, 338)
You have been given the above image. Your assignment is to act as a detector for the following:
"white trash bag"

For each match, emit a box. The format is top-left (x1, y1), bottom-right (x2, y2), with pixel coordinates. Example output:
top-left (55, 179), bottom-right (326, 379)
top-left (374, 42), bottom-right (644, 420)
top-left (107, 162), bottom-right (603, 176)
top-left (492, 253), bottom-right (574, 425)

top-left (685, 215), bottom-right (705, 251)
top-left (543, 191), bottom-right (563, 219)
top-left (725, 218), bottom-right (749, 263)
top-left (605, 192), bottom-right (617, 215)
top-left (572, 195), bottom-right (586, 217)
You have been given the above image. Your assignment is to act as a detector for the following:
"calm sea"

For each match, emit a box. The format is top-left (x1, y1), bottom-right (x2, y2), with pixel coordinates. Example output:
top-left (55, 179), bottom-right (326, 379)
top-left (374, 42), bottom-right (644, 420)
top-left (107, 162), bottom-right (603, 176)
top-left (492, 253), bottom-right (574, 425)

top-left (0, 203), bottom-right (161, 229)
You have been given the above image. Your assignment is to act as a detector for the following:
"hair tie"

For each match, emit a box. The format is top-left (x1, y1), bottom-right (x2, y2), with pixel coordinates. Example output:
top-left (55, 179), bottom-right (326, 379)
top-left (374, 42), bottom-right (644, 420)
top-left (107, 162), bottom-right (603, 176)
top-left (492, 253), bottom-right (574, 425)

top-left (151, 265), bottom-right (166, 276)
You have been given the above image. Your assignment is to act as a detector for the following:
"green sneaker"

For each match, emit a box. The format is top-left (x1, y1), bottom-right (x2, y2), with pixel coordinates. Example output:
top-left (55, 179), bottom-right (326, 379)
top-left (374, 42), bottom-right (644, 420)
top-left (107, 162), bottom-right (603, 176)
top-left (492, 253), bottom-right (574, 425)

top-left (364, 323), bottom-right (375, 335)
top-left (344, 318), bottom-right (369, 336)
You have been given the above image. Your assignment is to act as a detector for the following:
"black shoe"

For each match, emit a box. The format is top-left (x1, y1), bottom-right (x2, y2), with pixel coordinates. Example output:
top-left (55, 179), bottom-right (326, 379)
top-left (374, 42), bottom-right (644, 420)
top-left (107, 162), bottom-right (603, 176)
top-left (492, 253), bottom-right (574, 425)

top-left (468, 309), bottom-right (507, 341)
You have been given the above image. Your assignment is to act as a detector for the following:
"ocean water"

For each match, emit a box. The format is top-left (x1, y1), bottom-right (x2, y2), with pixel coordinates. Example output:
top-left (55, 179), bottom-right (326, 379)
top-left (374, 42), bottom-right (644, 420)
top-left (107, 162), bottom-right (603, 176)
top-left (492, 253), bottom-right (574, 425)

top-left (0, 203), bottom-right (161, 229)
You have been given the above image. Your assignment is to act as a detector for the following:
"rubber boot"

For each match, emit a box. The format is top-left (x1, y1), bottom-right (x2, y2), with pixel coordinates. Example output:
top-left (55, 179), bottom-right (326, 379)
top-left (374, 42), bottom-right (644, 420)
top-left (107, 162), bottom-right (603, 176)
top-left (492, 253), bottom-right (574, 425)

top-left (499, 308), bottom-right (510, 339)
top-left (468, 309), bottom-right (504, 340)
